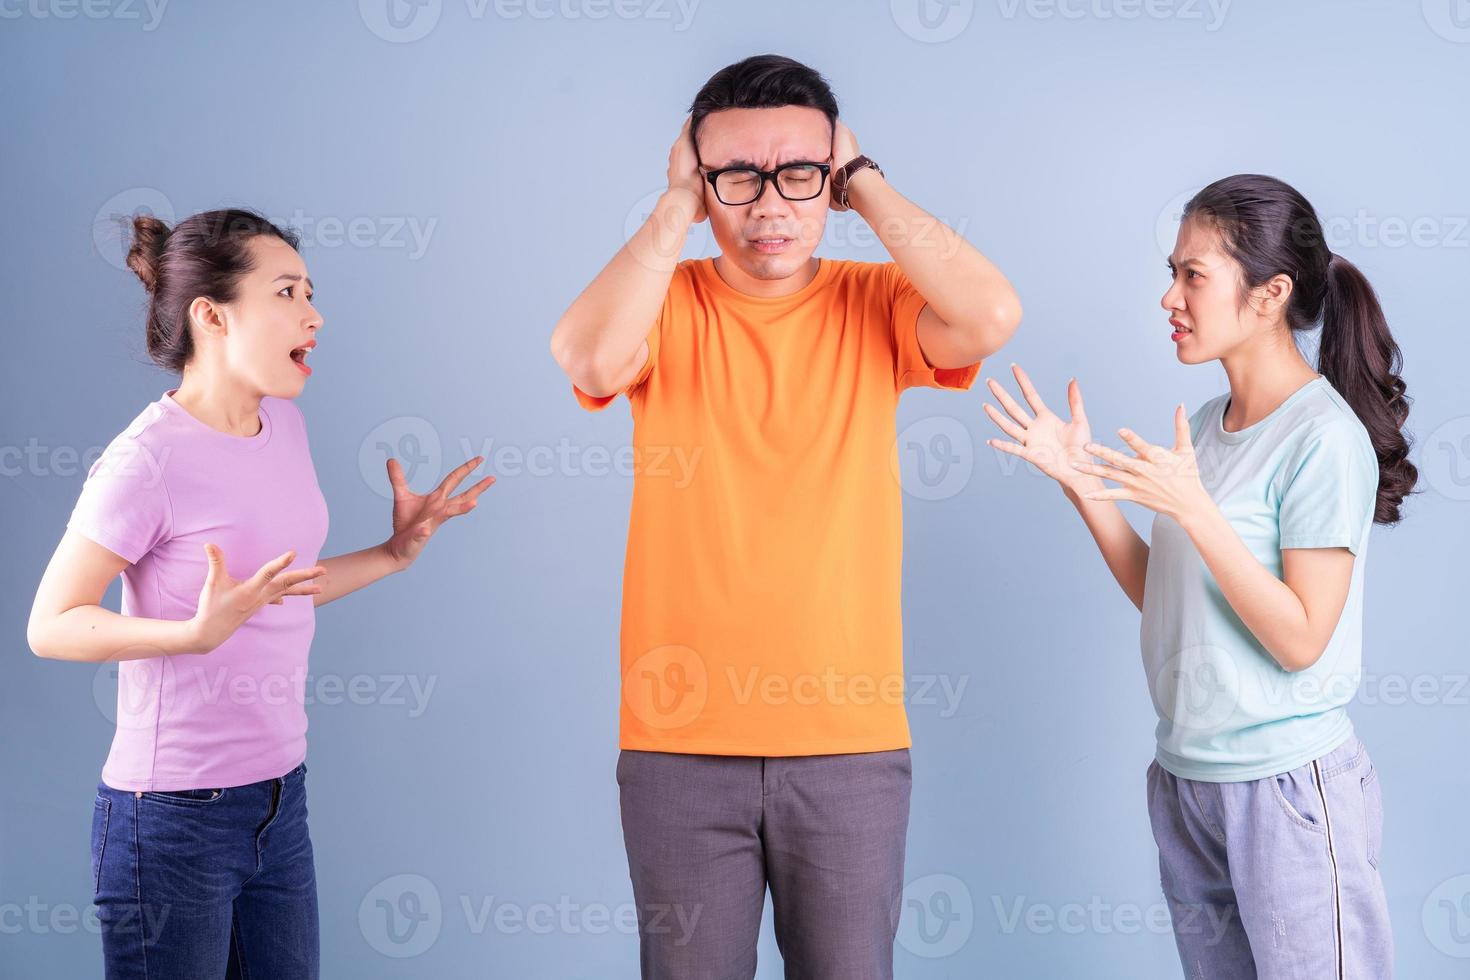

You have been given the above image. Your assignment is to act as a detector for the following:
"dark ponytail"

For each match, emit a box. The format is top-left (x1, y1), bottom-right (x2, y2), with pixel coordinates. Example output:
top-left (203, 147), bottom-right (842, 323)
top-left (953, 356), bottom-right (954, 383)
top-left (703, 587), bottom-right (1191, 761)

top-left (1183, 175), bottom-right (1416, 524)
top-left (124, 208), bottom-right (300, 374)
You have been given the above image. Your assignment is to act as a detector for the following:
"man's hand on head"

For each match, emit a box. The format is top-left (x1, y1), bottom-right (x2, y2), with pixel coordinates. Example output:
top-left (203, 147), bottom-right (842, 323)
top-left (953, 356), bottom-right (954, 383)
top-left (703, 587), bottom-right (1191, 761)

top-left (667, 115), bottom-right (708, 224)
top-left (830, 119), bottom-right (864, 212)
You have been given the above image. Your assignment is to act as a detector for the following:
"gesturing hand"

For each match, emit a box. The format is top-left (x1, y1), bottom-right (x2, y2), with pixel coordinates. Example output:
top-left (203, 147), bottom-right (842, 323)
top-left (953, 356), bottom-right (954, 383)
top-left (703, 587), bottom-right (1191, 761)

top-left (667, 115), bottom-right (707, 224)
top-left (190, 545), bottom-right (326, 653)
top-left (983, 364), bottom-right (1095, 493)
top-left (384, 454), bottom-right (495, 570)
top-left (1074, 405), bottom-right (1214, 524)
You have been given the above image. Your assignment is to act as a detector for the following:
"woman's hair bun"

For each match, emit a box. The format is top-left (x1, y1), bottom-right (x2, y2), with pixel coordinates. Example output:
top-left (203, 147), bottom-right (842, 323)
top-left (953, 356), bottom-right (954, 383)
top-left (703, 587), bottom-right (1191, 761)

top-left (125, 214), bottom-right (172, 294)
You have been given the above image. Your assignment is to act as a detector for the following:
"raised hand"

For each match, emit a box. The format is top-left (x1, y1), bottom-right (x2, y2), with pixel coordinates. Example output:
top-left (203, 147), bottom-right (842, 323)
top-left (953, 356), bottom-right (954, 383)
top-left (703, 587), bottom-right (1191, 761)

top-left (983, 364), bottom-right (1095, 492)
top-left (829, 120), bottom-right (861, 212)
top-left (1075, 405), bottom-right (1213, 523)
top-left (384, 454), bottom-right (495, 570)
top-left (190, 545), bottom-right (326, 653)
top-left (667, 115), bottom-right (707, 224)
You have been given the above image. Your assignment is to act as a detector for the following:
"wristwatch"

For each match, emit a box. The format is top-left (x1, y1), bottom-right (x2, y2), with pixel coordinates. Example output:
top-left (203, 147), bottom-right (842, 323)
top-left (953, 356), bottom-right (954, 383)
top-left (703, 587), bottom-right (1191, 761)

top-left (831, 154), bottom-right (883, 209)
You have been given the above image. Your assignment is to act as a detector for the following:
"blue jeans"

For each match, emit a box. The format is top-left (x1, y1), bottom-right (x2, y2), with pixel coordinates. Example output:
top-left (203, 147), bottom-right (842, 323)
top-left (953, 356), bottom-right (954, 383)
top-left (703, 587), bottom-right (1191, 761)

top-left (91, 761), bottom-right (318, 979)
top-left (1147, 735), bottom-right (1392, 978)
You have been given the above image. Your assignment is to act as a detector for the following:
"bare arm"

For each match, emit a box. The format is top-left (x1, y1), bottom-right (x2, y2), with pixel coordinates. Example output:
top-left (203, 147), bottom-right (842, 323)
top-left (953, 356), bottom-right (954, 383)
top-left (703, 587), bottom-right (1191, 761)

top-left (311, 454), bottom-right (495, 608)
top-left (835, 122), bottom-right (1022, 369)
top-left (550, 117), bottom-right (706, 398)
top-left (27, 531), bottom-right (324, 663)
top-left (1078, 409), bottom-right (1354, 671)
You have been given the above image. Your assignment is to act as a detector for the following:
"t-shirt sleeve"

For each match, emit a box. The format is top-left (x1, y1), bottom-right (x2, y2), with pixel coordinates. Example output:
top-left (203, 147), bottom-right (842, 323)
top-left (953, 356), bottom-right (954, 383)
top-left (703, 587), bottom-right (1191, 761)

top-left (571, 291), bottom-right (669, 412)
top-left (1278, 420), bottom-right (1378, 554)
top-left (883, 262), bottom-right (981, 392)
top-left (66, 436), bottom-right (173, 564)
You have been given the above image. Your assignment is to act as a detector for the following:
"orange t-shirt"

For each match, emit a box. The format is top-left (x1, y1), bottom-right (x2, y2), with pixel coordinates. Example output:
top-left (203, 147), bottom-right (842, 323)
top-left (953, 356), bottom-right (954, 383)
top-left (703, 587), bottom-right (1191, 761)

top-left (575, 257), bottom-right (980, 756)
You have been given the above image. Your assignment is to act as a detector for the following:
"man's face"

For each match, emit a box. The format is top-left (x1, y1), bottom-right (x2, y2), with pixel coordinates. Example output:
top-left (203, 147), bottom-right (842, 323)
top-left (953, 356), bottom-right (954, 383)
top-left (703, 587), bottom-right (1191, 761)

top-left (694, 105), bottom-right (832, 283)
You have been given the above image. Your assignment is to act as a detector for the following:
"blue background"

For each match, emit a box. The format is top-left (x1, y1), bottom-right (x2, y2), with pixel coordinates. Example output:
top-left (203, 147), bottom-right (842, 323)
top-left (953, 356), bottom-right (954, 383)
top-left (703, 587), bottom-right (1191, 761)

top-left (3, 1), bottom-right (1468, 975)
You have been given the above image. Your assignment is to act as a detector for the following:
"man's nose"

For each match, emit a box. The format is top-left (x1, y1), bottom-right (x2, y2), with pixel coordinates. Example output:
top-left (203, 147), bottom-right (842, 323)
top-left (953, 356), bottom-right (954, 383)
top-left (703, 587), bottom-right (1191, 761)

top-left (750, 178), bottom-right (792, 218)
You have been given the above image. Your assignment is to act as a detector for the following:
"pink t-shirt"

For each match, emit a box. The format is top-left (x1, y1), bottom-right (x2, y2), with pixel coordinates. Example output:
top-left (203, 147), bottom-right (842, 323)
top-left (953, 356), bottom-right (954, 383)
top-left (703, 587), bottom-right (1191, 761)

top-left (67, 389), bottom-right (329, 791)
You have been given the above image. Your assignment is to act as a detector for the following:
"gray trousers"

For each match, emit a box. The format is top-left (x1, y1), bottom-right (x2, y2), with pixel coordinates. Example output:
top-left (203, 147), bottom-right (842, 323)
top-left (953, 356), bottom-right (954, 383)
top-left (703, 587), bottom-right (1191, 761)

top-left (616, 748), bottom-right (912, 980)
top-left (1147, 735), bottom-right (1393, 978)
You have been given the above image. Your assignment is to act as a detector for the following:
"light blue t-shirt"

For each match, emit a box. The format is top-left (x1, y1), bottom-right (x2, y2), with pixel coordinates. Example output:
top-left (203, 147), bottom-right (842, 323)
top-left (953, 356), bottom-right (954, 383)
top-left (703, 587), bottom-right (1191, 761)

top-left (1140, 376), bottom-right (1379, 782)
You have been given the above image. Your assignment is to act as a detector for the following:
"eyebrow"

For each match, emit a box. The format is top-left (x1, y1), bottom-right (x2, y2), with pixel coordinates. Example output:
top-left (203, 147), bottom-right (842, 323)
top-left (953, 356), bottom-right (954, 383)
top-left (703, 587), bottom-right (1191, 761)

top-left (710, 157), bottom-right (825, 171)
top-left (274, 273), bottom-right (315, 291)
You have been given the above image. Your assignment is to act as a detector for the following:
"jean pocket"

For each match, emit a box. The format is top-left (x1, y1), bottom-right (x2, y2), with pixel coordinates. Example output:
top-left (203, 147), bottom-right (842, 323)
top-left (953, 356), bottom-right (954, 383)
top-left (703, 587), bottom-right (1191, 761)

top-left (1271, 766), bottom-right (1327, 835)
top-left (1362, 763), bottom-right (1383, 869)
top-left (142, 787), bottom-right (225, 806)
top-left (90, 796), bottom-right (111, 895)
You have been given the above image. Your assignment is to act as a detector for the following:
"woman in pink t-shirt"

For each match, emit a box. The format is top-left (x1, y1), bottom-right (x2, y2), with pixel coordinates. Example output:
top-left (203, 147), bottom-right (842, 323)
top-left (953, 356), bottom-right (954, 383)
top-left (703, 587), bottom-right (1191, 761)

top-left (27, 209), bottom-right (493, 979)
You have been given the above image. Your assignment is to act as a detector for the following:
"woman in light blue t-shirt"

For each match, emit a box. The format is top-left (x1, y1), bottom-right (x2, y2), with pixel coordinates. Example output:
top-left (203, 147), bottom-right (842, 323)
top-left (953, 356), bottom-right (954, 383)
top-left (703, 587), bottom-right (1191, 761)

top-left (985, 174), bottom-right (1415, 977)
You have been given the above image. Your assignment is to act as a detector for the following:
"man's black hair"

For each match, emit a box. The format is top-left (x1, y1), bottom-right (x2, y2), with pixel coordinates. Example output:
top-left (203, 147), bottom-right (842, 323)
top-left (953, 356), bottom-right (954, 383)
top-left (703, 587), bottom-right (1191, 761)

top-left (688, 54), bottom-right (839, 153)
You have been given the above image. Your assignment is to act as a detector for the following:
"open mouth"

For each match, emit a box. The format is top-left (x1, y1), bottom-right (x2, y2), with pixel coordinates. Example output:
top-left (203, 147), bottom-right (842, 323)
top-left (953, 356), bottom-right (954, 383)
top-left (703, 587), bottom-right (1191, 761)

top-left (1169, 319), bottom-right (1192, 342)
top-left (289, 341), bottom-right (315, 376)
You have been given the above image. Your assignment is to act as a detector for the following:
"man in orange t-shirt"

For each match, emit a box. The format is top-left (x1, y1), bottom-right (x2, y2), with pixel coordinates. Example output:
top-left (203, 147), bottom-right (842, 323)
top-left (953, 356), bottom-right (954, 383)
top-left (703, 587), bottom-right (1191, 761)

top-left (551, 55), bottom-right (1021, 979)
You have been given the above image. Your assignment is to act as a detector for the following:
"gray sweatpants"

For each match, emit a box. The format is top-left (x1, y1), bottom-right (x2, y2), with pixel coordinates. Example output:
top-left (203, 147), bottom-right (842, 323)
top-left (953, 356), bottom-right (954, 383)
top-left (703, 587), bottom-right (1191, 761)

top-left (616, 748), bottom-right (912, 980)
top-left (1147, 735), bottom-right (1393, 978)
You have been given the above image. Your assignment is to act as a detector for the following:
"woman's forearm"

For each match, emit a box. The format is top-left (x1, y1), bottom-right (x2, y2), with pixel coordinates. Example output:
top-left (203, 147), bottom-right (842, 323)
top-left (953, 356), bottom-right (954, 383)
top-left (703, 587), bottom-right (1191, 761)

top-left (1063, 478), bottom-right (1150, 612)
top-left (313, 542), bottom-right (405, 608)
top-left (28, 605), bottom-right (199, 662)
top-left (1179, 506), bottom-right (1320, 671)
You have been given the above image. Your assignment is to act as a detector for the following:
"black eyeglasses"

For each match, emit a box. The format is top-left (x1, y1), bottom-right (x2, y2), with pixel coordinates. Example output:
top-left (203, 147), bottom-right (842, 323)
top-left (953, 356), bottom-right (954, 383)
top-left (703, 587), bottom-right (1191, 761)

top-left (702, 162), bottom-right (832, 206)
